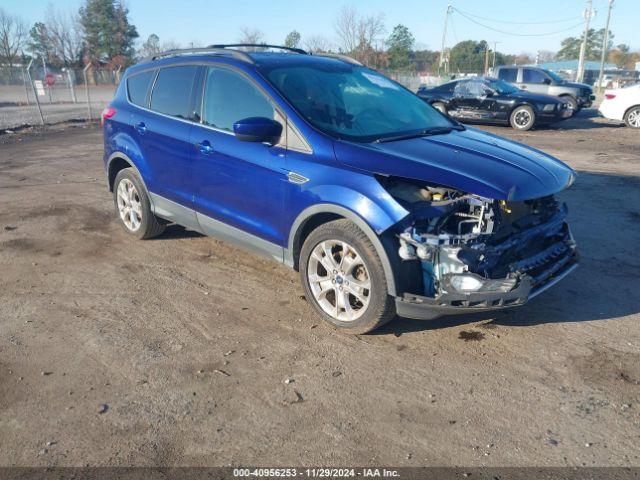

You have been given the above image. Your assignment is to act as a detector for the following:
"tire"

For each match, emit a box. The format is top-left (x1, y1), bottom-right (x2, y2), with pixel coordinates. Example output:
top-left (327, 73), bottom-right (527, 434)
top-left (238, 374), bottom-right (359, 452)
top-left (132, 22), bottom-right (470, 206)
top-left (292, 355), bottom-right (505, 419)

top-left (509, 105), bottom-right (535, 131)
top-left (299, 219), bottom-right (395, 334)
top-left (113, 168), bottom-right (165, 239)
top-left (432, 102), bottom-right (447, 114)
top-left (561, 96), bottom-right (578, 115)
top-left (624, 105), bottom-right (640, 128)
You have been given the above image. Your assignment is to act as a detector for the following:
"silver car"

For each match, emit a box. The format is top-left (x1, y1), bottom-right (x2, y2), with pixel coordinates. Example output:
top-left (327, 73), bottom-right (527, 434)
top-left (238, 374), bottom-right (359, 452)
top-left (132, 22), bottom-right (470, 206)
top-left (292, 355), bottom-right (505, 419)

top-left (494, 66), bottom-right (595, 114)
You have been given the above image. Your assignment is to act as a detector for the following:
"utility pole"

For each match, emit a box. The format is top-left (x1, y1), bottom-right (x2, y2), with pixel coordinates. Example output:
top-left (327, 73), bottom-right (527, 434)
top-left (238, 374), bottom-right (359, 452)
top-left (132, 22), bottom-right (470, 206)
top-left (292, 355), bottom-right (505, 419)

top-left (484, 44), bottom-right (490, 75)
top-left (439, 4), bottom-right (452, 76)
top-left (492, 41), bottom-right (500, 69)
top-left (597, 0), bottom-right (614, 92)
top-left (576, 0), bottom-right (594, 83)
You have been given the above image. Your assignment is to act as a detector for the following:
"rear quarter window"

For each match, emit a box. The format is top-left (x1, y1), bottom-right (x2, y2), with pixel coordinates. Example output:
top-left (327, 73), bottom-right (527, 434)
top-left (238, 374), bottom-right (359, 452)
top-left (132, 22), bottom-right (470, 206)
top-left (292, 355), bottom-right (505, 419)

top-left (498, 68), bottom-right (518, 83)
top-left (127, 70), bottom-right (155, 107)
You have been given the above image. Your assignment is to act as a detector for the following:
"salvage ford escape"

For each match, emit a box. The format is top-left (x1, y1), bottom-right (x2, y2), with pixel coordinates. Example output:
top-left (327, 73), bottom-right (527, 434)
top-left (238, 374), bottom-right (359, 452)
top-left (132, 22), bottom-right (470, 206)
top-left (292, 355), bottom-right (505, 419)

top-left (102, 44), bottom-right (578, 334)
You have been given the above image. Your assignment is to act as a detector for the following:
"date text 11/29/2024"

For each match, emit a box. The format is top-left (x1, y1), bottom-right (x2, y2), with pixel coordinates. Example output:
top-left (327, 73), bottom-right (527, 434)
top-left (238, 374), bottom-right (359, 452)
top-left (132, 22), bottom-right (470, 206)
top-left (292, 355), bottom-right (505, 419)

top-left (233, 468), bottom-right (400, 477)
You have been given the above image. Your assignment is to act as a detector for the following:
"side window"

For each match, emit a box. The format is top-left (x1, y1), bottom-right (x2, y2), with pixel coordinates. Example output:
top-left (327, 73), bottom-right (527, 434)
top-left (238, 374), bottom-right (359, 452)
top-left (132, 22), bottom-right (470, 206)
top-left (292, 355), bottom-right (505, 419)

top-left (203, 66), bottom-right (275, 131)
top-left (150, 65), bottom-right (199, 120)
top-left (454, 79), bottom-right (485, 98)
top-left (127, 70), bottom-right (155, 107)
top-left (498, 68), bottom-right (517, 83)
top-left (523, 68), bottom-right (547, 84)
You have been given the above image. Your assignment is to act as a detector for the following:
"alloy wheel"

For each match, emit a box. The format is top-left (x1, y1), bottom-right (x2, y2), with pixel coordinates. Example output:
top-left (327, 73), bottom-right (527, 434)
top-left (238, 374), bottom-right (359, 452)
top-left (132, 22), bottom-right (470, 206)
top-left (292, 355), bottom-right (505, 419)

top-left (514, 109), bottom-right (532, 128)
top-left (307, 239), bottom-right (371, 322)
top-left (116, 178), bottom-right (143, 232)
top-left (628, 108), bottom-right (640, 128)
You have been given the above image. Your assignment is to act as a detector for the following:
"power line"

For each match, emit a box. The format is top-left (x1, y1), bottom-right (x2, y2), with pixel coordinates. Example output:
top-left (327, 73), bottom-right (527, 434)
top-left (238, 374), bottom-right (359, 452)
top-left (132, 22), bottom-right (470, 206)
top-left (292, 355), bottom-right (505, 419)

top-left (452, 7), bottom-right (582, 25)
top-left (452, 8), bottom-right (585, 37)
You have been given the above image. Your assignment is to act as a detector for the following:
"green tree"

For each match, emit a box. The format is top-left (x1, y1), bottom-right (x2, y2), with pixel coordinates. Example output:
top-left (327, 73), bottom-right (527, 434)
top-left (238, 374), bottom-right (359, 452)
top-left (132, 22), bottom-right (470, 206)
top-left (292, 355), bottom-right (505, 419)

top-left (27, 22), bottom-right (52, 62)
top-left (79, 0), bottom-right (138, 63)
top-left (139, 33), bottom-right (160, 59)
top-left (386, 24), bottom-right (414, 71)
top-left (284, 30), bottom-right (301, 49)
top-left (556, 28), bottom-right (613, 61)
top-left (449, 40), bottom-right (488, 73)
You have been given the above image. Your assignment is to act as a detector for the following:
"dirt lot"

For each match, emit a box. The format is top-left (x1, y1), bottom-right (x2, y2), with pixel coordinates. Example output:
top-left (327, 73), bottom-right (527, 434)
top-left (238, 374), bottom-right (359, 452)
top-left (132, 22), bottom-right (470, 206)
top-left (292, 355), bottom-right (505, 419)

top-left (0, 111), bottom-right (639, 468)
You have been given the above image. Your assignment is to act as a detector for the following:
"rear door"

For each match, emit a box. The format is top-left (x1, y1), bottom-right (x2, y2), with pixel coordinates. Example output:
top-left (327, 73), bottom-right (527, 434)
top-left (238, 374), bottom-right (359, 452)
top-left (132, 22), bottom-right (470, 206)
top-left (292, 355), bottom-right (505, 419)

top-left (140, 65), bottom-right (201, 213)
top-left (190, 64), bottom-right (288, 256)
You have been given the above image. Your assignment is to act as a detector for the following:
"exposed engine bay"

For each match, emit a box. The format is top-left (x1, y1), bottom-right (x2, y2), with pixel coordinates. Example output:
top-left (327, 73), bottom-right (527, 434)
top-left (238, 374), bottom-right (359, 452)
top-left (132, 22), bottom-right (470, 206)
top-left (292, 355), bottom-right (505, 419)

top-left (380, 176), bottom-right (578, 308)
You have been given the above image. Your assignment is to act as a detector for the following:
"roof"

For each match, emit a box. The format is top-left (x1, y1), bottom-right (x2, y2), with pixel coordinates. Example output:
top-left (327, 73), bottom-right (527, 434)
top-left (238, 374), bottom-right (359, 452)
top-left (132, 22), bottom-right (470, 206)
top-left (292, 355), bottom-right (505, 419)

top-left (537, 60), bottom-right (616, 71)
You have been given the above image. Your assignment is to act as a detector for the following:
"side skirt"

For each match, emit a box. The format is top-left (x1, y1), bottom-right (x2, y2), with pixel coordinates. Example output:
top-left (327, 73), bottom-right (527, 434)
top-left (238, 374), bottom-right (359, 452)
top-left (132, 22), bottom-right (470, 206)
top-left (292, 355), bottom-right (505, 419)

top-left (150, 193), bottom-right (285, 264)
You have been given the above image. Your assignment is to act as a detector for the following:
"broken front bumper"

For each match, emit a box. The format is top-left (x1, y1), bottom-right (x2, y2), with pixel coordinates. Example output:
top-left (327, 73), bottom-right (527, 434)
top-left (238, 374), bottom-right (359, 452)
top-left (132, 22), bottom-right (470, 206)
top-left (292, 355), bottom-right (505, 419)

top-left (395, 210), bottom-right (579, 320)
top-left (395, 258), bottom-right (577, 320)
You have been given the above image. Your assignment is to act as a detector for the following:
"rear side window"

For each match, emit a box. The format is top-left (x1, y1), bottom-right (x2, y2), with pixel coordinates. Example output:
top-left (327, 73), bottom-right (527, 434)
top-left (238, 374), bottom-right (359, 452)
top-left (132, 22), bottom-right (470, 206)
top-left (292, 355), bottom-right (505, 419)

top-left (127, 70), bottom-right (155, 107)
top-left (150, 66), bottom-right (199, 120)
top-left (203, 67), bottom-right (275, 131)
top-left (497, 68), bottom-right (518, 83)
top-left (522, 68), bottom-right (547, 84)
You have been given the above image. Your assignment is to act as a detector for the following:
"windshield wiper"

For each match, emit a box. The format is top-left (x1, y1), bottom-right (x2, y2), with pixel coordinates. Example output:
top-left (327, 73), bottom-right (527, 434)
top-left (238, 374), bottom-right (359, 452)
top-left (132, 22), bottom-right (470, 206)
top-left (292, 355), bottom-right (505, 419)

top-left (373, 125), bottom-right (464, 144)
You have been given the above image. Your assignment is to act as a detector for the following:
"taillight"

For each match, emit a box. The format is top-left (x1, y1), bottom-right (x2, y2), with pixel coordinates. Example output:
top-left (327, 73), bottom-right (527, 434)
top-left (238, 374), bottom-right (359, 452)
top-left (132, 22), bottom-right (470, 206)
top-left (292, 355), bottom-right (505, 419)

top-left (101, 107), bottom-right (116, 125)
top-left (605, 94), bottom-right (616, 100)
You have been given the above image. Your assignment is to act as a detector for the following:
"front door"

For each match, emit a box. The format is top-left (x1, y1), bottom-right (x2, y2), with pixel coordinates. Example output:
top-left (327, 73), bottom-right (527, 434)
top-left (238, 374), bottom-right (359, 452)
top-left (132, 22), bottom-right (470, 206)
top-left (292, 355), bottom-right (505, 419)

top-left (190, 65), bottom-right (288, 259)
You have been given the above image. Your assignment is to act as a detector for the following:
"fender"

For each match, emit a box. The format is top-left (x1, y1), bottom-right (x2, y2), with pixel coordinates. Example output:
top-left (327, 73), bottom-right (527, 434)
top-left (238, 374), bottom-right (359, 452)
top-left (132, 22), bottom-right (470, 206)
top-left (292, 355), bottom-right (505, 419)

top-left (286, 203), bottom-right (403, 297)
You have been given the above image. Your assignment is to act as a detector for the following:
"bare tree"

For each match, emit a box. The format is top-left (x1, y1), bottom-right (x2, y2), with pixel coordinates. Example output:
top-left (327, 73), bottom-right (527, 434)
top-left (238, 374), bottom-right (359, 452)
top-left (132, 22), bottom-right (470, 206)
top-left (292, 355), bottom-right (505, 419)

top-left (334, 6), bottom-right (358, 54)
top-left (304, 35), bottom-right (332, 53)
top-left (333, 6), bottom-right (385, 66)
top-left (0, 8), bottom-right (27, 67)
top-left (238, 27), bottom-right (265, 50)
top-left (44, 6), bottom-right (83, 67)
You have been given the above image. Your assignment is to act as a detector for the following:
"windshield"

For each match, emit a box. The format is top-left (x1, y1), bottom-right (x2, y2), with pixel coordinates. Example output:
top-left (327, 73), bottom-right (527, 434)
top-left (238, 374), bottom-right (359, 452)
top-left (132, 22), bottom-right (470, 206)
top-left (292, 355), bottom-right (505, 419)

top-left (487, 78), bottom-right (520, 94)
top-left (543, 69), bottom-right (565, 83)
top-left (261, 63), bottom-right (454, 142)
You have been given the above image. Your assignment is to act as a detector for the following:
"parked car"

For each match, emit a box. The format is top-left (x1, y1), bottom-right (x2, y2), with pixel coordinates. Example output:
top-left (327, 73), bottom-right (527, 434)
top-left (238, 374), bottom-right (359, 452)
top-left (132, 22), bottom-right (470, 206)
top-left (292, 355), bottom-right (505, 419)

top-left (417, 77), bottom-right (572, 130)
top-left (598, 83), bottom-right (640, 128)
top-left (494, 66), bottom-right (595, 113)
top-left (102, 45), bottom-right (578, 334)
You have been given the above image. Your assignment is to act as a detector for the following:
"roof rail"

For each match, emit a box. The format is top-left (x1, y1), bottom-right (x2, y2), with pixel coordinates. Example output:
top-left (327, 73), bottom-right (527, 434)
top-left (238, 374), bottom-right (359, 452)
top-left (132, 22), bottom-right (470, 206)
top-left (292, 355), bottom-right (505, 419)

top-left (143, 47), bottom-right (254, 64)
top-left (209, 44), bottom-right (308, 55)
top-left (313, 53), bottom-right (363, 66)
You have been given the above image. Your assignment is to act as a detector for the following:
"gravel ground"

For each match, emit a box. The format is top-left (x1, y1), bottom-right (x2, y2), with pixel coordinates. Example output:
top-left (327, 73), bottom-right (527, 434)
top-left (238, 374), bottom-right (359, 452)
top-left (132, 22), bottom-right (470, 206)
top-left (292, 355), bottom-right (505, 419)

top-left (0, 110), bottom-right (639, 468)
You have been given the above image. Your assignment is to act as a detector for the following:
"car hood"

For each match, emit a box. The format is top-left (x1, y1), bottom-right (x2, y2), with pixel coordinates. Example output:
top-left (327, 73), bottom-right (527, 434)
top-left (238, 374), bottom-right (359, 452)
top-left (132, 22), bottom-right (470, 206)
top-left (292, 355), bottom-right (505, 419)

top-left (334, 127), bottom-right (575, 201)
top-left (560, 81), bottom-right (592, 91)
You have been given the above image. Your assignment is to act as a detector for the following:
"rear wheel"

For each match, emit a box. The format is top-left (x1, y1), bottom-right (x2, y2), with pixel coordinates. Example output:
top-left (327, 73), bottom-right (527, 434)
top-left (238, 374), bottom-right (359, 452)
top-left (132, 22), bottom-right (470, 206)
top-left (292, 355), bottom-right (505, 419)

top-left (624, 105), bottom-right (640, 128)
top-left (299, 219), bottom-right (395, 334)
top-left (113, 168), bottom-right (165, 239)
top-left (509, 105), bottom-right (535, 131)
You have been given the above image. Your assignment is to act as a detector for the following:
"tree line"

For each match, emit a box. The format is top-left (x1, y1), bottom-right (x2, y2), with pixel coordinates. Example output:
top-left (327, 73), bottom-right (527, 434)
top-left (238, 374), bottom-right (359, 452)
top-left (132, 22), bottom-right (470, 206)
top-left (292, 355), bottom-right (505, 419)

top-left (1, 2), bottom-right (638, 74)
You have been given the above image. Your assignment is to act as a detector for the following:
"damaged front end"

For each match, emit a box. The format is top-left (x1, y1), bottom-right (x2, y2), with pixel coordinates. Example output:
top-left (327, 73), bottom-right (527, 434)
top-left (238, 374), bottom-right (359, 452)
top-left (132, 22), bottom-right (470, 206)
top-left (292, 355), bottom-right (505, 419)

top-left (379, 177), bottom-right (579, 319)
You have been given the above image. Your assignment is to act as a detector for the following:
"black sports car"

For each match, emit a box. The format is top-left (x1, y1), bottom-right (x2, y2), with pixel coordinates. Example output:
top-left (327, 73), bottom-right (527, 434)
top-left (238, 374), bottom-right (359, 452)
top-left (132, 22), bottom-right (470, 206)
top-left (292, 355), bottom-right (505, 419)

top-left (417, 77), bottom-right (572, 131)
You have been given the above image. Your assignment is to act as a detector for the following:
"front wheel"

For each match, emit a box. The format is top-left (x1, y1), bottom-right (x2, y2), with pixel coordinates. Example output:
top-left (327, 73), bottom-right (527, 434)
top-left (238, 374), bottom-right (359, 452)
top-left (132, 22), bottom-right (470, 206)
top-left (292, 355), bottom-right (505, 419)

top-left (510, 105), bottom-right (535, 131)
top-left (299, 219), bottom-right (395, 334)
top-left (624, 105), bottom-right (640, 128)
top-left (561, 96), bottom-right (578, 115)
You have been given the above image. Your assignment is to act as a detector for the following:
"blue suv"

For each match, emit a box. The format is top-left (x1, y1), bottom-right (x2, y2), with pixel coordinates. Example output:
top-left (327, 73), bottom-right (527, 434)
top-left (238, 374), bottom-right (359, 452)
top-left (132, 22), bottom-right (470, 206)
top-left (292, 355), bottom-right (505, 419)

top-left (103, 44), bottom-right (578, 333)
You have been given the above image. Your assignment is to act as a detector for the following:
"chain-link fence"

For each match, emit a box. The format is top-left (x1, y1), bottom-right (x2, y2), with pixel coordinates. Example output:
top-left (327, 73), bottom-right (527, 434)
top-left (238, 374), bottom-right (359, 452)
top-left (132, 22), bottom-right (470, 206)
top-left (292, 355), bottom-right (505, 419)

top-left (0, 64), bottom-right (118, 130)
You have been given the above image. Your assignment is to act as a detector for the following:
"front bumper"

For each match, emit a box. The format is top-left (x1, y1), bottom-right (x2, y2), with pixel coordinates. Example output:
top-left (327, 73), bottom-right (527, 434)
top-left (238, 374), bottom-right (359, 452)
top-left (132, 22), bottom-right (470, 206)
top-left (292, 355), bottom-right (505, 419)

top-left (395, 211), bottom-right (579, 320)
top-left (578, 94), bottom-right (596, 108)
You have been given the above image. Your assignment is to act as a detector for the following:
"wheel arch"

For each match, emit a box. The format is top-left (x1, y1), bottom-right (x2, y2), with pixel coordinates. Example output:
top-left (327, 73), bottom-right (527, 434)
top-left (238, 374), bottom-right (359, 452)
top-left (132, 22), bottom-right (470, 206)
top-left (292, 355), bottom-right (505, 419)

top-left (107, 152), bottom-right (149, 194)
top-left (623, 104), bottom-right (640, 121)
top-left (286, 204), bottom-right (399, 297)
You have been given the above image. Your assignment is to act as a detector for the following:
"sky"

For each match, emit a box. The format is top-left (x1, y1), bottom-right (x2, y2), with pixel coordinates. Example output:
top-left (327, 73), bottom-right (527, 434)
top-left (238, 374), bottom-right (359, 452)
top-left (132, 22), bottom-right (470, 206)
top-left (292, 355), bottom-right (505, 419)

top-left (3, 0), bottom-right (638, 56)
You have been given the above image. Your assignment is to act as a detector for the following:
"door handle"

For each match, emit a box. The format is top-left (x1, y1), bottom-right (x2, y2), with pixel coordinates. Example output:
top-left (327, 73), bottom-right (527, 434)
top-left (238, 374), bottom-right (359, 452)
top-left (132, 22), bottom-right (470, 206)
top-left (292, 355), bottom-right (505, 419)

top-left (520, 85), bottom-right (527, 89)
top-left (135, 122), bottom-right (146, 135)
top-left (197, 140), bottom-right (214, 155)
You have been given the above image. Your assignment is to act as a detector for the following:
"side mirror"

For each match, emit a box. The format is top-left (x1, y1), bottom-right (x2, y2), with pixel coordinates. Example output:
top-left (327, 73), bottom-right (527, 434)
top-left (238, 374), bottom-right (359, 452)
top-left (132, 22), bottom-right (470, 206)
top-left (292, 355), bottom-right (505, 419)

top-left (233, 117), bottom-right (283, 145)
top-left (543, 78), bottom-right (552, 85)
top-left (483, 89), bottom-right (495, 97)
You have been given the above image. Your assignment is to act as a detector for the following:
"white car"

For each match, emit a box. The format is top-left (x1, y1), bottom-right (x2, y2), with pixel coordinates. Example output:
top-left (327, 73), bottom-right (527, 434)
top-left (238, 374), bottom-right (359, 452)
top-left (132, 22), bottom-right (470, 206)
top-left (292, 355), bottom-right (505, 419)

top-left (598, 83), bottom-right (640, 128)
